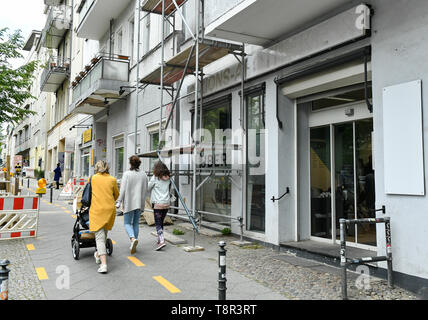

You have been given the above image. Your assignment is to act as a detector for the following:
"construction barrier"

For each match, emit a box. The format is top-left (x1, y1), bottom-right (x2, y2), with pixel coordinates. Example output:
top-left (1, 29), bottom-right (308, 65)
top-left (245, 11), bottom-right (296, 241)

top-left (0, 196), bottom-right (40, 240)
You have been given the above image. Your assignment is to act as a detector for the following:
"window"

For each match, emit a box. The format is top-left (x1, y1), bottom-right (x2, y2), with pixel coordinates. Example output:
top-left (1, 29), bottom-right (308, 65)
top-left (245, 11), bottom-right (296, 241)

top-left (149, 131), bottom-right (159, 170)
top-left (246, 90), bottom-right (266, 232)
top-left (113, 136), bottom-right (124, 179)
top-left (81, 148), bottom-right (90, 177)
top-left (117, 29), bottom-right (123, 55)
top-left (193, 98), bottom-right (232, 223)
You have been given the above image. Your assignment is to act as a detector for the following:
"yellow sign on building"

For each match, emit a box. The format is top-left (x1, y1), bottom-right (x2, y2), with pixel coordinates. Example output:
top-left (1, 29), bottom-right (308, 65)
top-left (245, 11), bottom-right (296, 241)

top-left (82, 128), bottom-right (92, 144)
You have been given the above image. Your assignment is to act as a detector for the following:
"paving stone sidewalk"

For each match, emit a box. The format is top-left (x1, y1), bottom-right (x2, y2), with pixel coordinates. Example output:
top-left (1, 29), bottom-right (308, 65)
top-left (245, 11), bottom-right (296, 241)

top-left (0, 219), bottom-right (421, 301)
top-left (167, 223), bottom-right (419, 301)
top-left (0, 239), bottom-right (46, 300)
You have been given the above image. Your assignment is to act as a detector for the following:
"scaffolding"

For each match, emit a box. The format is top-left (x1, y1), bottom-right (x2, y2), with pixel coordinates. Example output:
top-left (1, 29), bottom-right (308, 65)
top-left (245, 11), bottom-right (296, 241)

top-left (135, 0), bottom-right (247, 248)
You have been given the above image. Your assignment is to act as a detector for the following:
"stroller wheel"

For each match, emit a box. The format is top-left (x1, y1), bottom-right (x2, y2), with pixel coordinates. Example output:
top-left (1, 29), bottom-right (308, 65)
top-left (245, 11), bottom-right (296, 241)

top-left (72, 239), bottom-right (80, 260)
top-left (106, 238), bottom-right (113, 256)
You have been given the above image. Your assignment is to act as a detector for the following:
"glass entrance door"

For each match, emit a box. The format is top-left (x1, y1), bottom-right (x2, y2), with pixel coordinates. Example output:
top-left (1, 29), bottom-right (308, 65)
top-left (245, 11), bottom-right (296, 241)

top-left (310, 119), bottom-right (376, 246)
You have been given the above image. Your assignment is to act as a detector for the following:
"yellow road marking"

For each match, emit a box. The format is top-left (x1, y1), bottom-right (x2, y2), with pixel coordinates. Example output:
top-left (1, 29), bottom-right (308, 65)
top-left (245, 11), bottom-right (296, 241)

top-left (112, 240), bottom-right (116, 245)
top-left (65, 210), bottom-right (71, 213)
top-left (127, 256), bottom-right (145, 267)
top-left (153, 276), bottom-right (181, 293)
top-left (61, 207), bottom-right (67, 210)
top-left (35, 267), bottom-right (48, 280)
top-left (26, 244), bottom-right (35, 251)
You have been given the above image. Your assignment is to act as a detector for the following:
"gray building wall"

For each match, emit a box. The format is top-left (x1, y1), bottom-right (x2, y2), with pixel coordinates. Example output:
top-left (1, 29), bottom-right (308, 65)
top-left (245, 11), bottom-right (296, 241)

top-left (370, 0), bottom-right (428, 281)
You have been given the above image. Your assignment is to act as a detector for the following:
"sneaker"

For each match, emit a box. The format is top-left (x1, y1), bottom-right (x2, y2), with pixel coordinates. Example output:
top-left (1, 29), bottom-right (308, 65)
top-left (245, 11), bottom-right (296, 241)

top-left (130, 239), bottom-right (138, 254)
top-left (155, 241), bottom-right (166, 251)
top-left (97, 264), bottom-right (107, 274)
top-left (94, 252), bottom-right (101, 264)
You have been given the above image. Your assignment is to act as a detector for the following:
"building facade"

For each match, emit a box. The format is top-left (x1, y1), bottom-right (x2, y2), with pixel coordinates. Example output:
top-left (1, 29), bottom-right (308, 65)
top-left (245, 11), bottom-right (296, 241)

top-left (7, 0), bottom-right (428, 294)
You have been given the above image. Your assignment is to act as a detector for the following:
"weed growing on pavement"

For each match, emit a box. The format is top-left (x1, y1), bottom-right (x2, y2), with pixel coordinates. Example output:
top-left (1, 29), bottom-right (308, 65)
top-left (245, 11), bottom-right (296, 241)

top-left (173, 228), bottom-right (185, 235)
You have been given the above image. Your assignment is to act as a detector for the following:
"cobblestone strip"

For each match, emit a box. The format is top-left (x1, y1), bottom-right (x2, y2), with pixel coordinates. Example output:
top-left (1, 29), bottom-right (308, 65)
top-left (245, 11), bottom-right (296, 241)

top-left (0, 239), bottom-right (47, 300)
top-left (202, 236), bottom-right (418, 300)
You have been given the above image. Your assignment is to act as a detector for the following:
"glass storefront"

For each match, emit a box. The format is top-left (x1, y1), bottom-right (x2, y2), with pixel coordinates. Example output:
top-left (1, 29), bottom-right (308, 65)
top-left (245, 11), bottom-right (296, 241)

top-left (81, 148), bottom-right (90, 177)
top-left (310, 119), bottom-right (376, 246)
top-left (114, 137), bottom-right (124, 179)
top-left (310, 126), bottom-right (331, 239)
top-left (246, 91), bottom-right (266, 232)
top-left (195, 98), bottom-right (232, 223)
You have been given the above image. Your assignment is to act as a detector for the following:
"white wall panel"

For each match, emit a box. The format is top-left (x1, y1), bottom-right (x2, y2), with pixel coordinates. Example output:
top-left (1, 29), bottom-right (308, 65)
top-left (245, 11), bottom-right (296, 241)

top-left (383, 80), bottom-right (425, 195)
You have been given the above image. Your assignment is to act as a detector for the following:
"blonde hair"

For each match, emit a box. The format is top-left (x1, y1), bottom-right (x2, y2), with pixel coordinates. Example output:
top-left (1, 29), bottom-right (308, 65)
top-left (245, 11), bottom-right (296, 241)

top-left (94, 160), bottom-right (109, 174)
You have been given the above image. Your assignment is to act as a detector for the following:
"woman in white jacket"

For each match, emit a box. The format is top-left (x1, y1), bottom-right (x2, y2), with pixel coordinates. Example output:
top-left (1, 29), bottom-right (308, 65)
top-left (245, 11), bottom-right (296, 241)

top-left (116, 155), bottom-right (148, 254)
top-left (148, 161), bottom-right (171, 251)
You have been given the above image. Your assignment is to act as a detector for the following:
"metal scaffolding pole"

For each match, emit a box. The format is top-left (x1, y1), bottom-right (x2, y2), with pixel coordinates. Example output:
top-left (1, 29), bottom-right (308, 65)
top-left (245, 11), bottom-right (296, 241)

top-left (191, 0), bottom-right (201, 249)
top-left (135, 0), bottom-right (142, 154)
top-left (138, 0), bottom-right (249, 250)
top-left (159, 0), bottom-right (165, 142)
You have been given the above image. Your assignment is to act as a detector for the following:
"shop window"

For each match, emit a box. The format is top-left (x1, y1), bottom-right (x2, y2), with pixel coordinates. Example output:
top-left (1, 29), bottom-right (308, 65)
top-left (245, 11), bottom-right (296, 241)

top-left (192, 97), bottom-right (232, 223)
top-left (149, 131), bottom-right (159, 170)
top-left (246, 90), bottom-right (266, 232)
top-left (81, 149), bottom-right (90, 177)
top-left (114, 136), bottom-right (124, 179)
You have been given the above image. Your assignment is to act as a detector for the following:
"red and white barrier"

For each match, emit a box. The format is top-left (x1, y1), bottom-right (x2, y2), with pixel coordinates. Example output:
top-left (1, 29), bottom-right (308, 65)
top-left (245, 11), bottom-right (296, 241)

top-left (73, 178), bottom-right (87, 186)
top-left (0, 196), bottom-right (40, 240)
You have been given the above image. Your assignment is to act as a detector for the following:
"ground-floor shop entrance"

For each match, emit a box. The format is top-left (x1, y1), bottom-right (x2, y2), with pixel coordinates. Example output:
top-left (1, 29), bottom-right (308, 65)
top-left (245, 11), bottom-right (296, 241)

top-left (308, 102), bottom-right (375, 248)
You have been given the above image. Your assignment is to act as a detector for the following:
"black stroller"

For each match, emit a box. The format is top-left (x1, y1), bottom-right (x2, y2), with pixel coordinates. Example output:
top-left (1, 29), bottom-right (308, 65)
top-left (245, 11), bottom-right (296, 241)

top-left (71, 206), bottom-right (113, 260)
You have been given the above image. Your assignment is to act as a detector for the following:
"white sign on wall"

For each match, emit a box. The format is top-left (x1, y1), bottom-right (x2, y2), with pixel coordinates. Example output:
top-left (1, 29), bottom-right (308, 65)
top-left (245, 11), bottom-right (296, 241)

top-left (383, 80), bottom-right (425, 196)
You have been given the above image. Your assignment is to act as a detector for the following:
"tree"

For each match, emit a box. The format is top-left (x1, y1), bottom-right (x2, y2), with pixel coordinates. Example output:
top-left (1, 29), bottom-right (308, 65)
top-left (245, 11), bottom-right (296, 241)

top-left (0, 28), bottom-right (38, 125)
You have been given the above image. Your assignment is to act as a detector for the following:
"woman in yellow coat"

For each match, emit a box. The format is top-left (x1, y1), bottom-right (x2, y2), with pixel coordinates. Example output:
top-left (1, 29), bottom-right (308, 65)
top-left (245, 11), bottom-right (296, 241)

top-left (90, 160), bottom-right (119, 274)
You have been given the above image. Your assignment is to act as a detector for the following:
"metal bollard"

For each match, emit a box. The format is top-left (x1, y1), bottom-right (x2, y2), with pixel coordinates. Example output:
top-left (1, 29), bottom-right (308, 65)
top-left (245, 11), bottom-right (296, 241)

top-left (0, 260), bottom-right (10, 301)
top-left (218, 241), bottom-right (227, 300)
top-left (385, 217), bottom-right (394, 288)
top-left (27, 178), bottom-right (29, 188)
top-left (340, 219), bottom-right (348, 300)
top-left (50, 186), bottom-right (53, 203)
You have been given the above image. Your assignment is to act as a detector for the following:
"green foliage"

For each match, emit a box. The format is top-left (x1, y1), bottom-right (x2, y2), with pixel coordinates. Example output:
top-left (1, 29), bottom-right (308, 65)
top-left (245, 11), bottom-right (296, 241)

top-left (34, 169), bottom-right (45, 179)
top-left (0, 28), bottom-right (38, 125)
top-left (221, 228), bottom-right (231, 235)
top-left (172, 228), bottom-right (185, 235)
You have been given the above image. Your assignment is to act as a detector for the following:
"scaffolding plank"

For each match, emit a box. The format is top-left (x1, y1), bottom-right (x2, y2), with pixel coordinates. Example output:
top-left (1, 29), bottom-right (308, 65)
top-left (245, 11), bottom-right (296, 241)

top-left (140, 42), bottom-right (233, 86)
top-left (141, 0), bottom-right (187, 15)
top-left (138, 143), bottom-right (242, 158)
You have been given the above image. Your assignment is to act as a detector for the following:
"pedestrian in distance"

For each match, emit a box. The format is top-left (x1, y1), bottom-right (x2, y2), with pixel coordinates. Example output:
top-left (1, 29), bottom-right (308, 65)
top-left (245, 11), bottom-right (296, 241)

top-left (116, 155), bottom-right (148, 254)
top-left (53, 163), bottom-right (62, 189)
top-left (90, 160), bottom-right (119, 274)
top-left (148, 161), bottom-right (171, 251)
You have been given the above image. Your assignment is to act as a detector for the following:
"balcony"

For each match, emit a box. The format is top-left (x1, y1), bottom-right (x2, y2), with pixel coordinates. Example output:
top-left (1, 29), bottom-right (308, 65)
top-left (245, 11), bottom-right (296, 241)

top-left (77, 0), bottom-right (133, 40)
top-left (204, 0), bottom-right (353, 46)
top-left (70, 53), bottom-right (130, 115)
top-left (41, 5), bottom-right (72, 49)
top-left (44, 0), bottom-right (64, 5)
top-left (40, 56), bottom-right (70, 92)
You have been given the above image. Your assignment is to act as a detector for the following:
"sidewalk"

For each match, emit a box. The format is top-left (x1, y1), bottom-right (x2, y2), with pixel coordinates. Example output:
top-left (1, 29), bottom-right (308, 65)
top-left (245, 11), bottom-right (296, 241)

top-left (161, 223), bottom-right (418, 300)
top-left (0, 179), bottom-right (420, 300)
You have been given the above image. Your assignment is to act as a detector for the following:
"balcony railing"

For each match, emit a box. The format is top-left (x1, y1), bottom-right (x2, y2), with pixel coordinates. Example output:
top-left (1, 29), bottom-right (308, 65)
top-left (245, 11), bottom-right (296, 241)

top-left (44, 0), bottom-right (64, 6)
top-left (78, 0), bottom-right (95, 27)
top-left (41, 5), bottom-right (72, 48)
top-left (40, 56), bottom-right (70, 92)
top-left (71, 53), bottom-right (130, 113)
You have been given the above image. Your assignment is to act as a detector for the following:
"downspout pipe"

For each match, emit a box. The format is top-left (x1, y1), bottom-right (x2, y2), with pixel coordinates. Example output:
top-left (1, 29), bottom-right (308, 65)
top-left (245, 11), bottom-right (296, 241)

top-left (274, 77), bottom-right (283, 130)
top-left (364, 50), bottom-right (373, 113)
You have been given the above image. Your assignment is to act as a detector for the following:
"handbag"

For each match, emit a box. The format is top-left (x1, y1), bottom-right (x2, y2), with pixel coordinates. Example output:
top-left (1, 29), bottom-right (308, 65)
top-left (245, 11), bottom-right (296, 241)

top-left (81, 176), bottom-right (92, 208)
